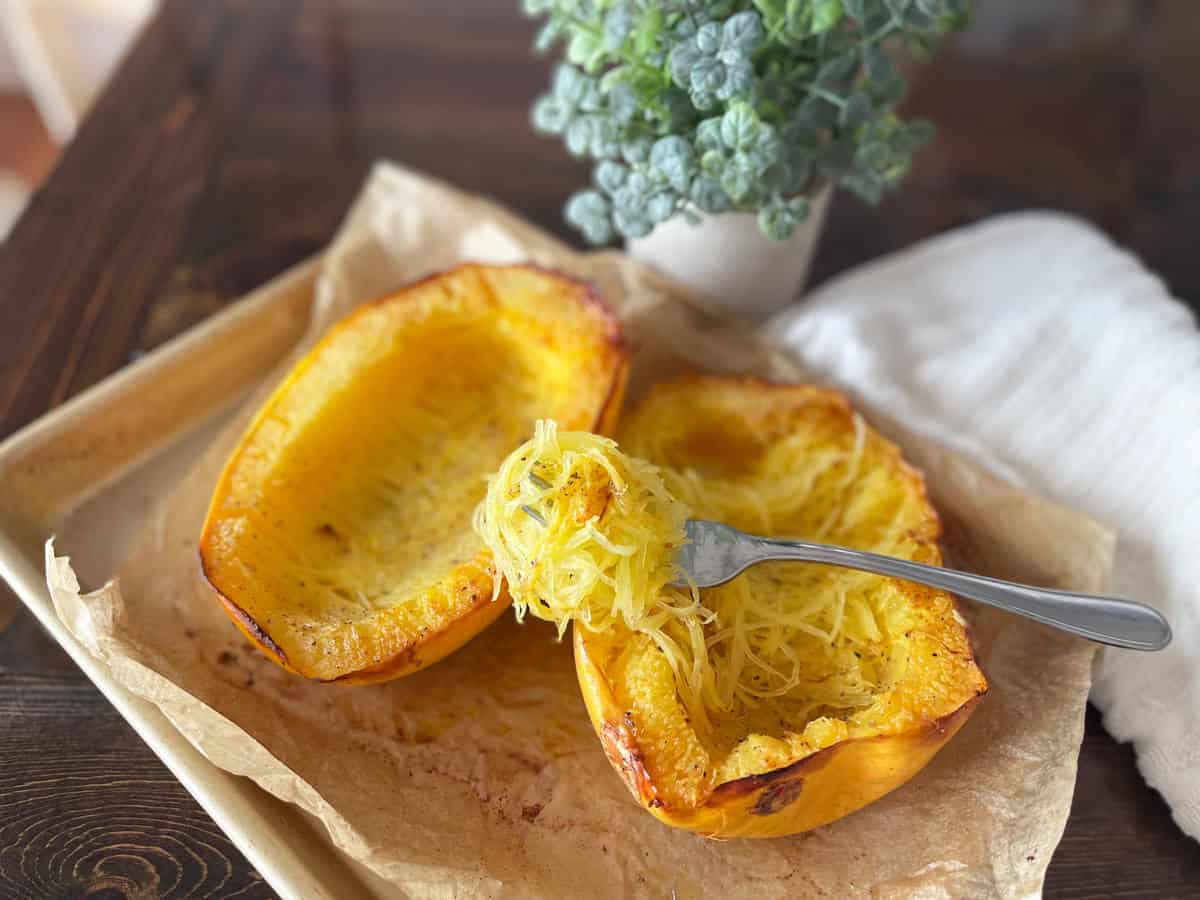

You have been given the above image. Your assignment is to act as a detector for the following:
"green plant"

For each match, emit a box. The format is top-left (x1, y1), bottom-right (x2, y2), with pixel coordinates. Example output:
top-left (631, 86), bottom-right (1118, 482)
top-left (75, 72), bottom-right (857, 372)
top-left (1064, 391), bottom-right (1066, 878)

top-left (524, 0), bottom-right (969, 243)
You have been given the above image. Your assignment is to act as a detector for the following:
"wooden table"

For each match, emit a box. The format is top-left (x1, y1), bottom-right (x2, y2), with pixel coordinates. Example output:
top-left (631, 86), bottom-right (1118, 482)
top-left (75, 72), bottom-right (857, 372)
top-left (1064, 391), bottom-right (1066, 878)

top-left (2, 1), bottom-right (1198, 897)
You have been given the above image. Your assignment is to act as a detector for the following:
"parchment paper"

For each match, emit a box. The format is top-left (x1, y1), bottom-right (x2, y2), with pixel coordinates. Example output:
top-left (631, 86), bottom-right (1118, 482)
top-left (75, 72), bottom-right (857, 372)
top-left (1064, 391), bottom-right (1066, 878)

top-left (47, 163), bottom-right (1112, 899)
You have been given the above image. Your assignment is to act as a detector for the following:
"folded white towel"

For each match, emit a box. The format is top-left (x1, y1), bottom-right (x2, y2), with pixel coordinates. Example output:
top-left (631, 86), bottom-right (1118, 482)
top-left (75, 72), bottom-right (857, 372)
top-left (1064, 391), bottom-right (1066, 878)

top-left (769, 211), bottom-right (1200, 840)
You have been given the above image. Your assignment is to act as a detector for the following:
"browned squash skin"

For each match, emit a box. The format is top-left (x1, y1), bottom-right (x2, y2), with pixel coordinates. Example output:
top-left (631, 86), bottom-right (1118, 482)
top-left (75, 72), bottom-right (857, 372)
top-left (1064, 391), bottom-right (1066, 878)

top-left (577, 635), bottom-right (983, 837)
top-left (200, 263), bottom-right (628, 683)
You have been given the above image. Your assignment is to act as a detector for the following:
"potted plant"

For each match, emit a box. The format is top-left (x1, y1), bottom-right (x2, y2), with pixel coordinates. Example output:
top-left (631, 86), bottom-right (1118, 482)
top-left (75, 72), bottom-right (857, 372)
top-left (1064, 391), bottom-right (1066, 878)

top-left (524, 0), bottom-right (969, 318)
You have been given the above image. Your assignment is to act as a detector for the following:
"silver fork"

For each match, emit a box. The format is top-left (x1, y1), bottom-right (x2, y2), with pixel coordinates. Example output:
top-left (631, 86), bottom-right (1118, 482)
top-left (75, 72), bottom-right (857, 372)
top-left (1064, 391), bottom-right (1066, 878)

top-left (517, 484), bottom-right (1170, 650)
top-left (674, 519), bottom-right (1170, 651)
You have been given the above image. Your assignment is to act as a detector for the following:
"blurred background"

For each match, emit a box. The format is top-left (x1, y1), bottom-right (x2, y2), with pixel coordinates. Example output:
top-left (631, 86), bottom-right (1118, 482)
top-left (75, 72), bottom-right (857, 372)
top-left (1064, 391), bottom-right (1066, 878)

top-left (0, 0), bottom-right (153, 239)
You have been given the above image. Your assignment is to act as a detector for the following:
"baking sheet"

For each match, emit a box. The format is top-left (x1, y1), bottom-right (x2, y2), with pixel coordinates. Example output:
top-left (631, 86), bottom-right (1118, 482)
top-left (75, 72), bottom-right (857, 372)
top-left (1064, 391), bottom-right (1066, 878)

top-left (4, 163), bottom-right (1113, 899)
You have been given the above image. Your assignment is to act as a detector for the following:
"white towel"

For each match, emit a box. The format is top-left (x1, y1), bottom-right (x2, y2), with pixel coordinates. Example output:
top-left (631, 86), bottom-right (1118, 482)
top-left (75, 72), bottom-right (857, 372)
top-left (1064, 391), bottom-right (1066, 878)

top-left (768, 211), bottom-right (1200, 840)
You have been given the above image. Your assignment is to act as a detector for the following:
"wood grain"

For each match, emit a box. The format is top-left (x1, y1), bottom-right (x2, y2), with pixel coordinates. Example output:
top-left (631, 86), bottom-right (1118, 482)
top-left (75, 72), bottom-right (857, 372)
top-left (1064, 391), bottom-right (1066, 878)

top-left (1, 1), bottom-right (1198, 897)
top-left (0, 673), bottom-right (273, 900)
top-left (1048, 707), bottom-right (1200, 899)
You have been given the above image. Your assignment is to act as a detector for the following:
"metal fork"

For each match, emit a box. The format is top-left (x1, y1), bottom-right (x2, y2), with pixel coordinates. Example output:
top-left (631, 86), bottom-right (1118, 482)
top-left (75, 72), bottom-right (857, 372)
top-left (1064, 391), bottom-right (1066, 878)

top-left (673, 519), bottom-right (1170, 651)
top-left (517, 488), bottom-right (1171, 650)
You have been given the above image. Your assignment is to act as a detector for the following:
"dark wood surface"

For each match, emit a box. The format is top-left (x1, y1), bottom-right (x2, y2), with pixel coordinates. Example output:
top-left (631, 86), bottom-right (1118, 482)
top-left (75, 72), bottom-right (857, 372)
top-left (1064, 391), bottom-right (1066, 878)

top-left (1, 1), bottom-right (1199, 897)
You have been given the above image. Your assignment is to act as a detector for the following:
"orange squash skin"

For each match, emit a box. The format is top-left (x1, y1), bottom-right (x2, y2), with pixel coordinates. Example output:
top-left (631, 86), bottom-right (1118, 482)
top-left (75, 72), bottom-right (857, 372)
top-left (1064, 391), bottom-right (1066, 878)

top-left (577, 631), bottom-right (984, 837)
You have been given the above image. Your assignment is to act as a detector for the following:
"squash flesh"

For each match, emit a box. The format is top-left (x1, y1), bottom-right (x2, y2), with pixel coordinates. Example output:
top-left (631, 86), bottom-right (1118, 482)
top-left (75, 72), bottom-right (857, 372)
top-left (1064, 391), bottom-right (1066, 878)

top-left (575, 376), bottom-right (987, 833)
top-left (472, 420), bottom-right (693, 638)
top-left (201, 264), bottom-right (626, 682)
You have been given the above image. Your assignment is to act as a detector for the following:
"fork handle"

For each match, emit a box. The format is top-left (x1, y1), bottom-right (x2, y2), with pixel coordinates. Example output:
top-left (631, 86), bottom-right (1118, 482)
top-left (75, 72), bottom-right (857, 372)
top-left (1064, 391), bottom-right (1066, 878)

top-left (749, 537), bottom-right (1171, 651)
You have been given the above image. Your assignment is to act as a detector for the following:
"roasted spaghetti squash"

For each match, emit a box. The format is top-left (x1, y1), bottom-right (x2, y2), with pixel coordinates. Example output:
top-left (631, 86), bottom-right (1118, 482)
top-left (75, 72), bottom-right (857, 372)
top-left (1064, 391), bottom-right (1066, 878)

top-left (199, 264), bottom-right (628, 682)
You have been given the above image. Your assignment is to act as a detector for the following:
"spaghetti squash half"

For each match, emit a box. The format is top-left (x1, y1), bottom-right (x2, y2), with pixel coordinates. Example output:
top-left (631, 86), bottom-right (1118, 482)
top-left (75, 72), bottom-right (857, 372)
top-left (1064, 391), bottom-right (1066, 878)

top-left (479, 375), bottom-right (986, 837)
top-left (199, 264), bottom-right (627, 683)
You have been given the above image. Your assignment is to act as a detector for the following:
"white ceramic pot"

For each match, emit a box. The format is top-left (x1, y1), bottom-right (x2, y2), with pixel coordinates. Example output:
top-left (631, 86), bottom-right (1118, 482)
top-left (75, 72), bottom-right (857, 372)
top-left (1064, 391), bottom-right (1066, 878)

top-left (628, 187), bottom-right (831, 320)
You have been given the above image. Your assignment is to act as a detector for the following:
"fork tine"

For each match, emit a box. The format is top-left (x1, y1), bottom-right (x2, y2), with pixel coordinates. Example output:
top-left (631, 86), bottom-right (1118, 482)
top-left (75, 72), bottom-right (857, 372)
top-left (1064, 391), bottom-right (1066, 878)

top-left (521, 472), bottom-right (552, 526)
top-left (520, 504), bottom-right (547, 526)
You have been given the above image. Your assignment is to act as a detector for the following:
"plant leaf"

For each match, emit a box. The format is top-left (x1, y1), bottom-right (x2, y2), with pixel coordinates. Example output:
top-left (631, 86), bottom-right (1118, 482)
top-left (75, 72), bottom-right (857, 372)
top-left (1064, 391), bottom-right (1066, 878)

top-left (696, 21), bottom-right (722, 54)
top-left (720, 154), bottom-right (757, 201)
top-left (695, 117), bottom-right (725, 152)
top-left (634, 3), bottom-right (662, 57)
top-left (782, 0), bottom-right (811, 38)
top-left (531, 96), bottom-right (568, 133)
top-left (608, 82), bottom-right (637, 124)
top-left (567, 29), bottom-right (603, 71)
top-left (621, 135), bottom-right (653, 164)
top-left (758, 196), bottom-right (797, 240)
top-left (794, 95), bottom-right (839, 130)
top-left (534, 20), bottom-right (562, 53)
top-left (719, 59), bottom-right (755, 100)
top-left (752, 0), bottom-right (788, 32)
top-left (719, 102), bottom-right (759, 150)
top-left (700, 148), bottom-right (726, 175)
top-left (603, 3), bottom-right (634, 50)
top-left (840, 93), bottom-right (873, 129)
top-left (650, 135), bottom-right (696, 193)
top-left (565, 190), bottom-right (614, 244)
top-left (595, 160), bottom-right (629, 194)
top-left (565, 117), bottom-right (594, 156)
top-left (722, 11), bottom-right (764, 54)
top-left (817, 53), bottom-right (859, 86)
top-left (691, 58), bottom-right (726, 97)
top-left (669, 42), bottom-right (701, 89)
top-left (811, 0), bottom-right (843, 33)
top-left (589, 117), bottom-right (621, 157)
top-left (646, 191), bottom-right (678, 223)
top-left (689, 174), bottom-right (732, 213)
top-left (553, 64), bottom-right (587, 105)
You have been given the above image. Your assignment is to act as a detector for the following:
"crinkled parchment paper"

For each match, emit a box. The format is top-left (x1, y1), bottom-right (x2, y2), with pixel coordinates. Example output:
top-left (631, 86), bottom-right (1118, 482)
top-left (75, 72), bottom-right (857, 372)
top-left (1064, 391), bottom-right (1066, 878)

top-left (47, 163), bottom-right (1112, 899)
